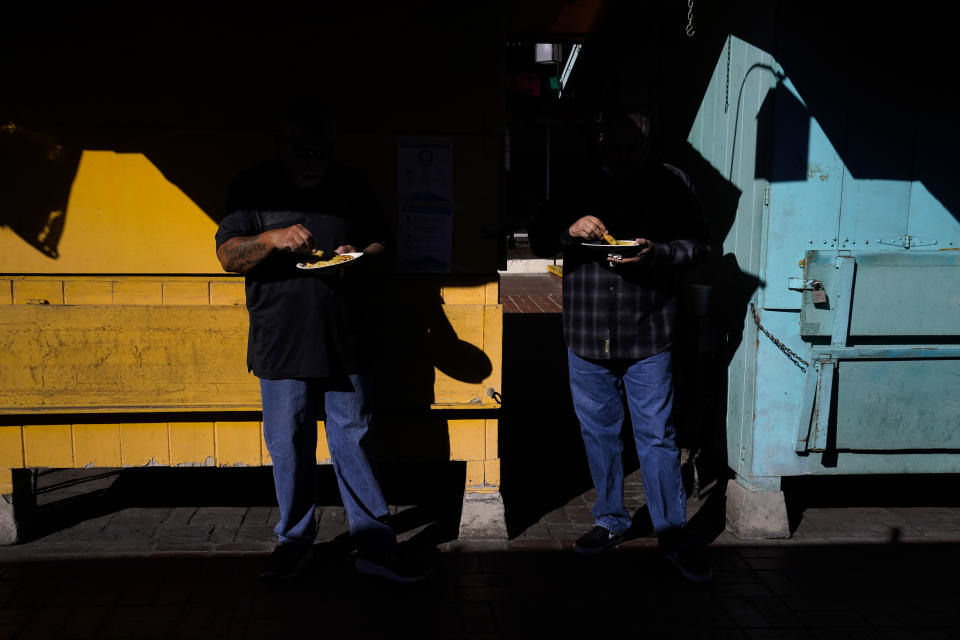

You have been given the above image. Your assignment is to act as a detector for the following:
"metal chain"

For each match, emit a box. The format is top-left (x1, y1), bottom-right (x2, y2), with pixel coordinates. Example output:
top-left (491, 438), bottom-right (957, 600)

top-left (750, 303), bottom-right (809, 372)
top-left (686, 0), bottom-right (695, 37)
top-left (724, 35), bottom-right (731, 113)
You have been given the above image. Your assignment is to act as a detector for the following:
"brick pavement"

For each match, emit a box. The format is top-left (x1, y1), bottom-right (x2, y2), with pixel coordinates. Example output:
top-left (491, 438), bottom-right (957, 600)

top-left (498, 272), bottom-right (562, 314)
top-left (2, 467), bottom-right (960, 638)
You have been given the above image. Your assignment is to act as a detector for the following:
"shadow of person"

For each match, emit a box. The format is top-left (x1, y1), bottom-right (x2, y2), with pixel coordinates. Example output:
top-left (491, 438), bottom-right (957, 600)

top-left (497, 311), bottom-right (596, 538)
top-left (0, 125), bottom-right (82, 259)
top-left (362, 282), bottom-right (493, 412)
top-left (358, 274), bottom-right (495, 544)
top-left (671, 250), bottom-right (764, 543)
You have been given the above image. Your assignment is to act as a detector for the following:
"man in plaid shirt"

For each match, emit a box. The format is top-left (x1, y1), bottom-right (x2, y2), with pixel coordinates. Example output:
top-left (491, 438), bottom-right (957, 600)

top-left (529, 107), bottom-right (712, 581)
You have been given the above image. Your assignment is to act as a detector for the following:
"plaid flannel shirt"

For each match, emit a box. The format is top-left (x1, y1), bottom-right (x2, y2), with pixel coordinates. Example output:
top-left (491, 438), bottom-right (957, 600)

top-left (529, 163), bottom-right (710, 361)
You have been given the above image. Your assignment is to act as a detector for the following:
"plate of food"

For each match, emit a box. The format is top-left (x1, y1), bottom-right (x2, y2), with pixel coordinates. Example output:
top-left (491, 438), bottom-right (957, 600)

top-left (296, 250), bottom-right (363, 270)
top-left (581, 233), bottom-right (644, 256)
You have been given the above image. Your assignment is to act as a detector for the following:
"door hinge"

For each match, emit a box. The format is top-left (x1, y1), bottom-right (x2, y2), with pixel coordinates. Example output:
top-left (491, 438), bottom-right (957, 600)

top-left (877, 234), bottom-right (937, 249)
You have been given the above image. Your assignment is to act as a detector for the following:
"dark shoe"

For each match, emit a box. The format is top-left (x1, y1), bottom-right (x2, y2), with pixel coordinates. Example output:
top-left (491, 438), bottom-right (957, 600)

top-left (260, 543), bottom-right (314, 581)
top-left (355, 545), bottom-right (435, 584)
top-left (573, 525), bottom-right (626, 555)
top-left (659, 537), bottom-right (712, 582)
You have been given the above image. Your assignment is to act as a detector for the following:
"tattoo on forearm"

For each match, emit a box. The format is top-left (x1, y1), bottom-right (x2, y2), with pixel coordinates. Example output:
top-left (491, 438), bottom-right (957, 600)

top-left (224, 239), bottom-right (270, 273)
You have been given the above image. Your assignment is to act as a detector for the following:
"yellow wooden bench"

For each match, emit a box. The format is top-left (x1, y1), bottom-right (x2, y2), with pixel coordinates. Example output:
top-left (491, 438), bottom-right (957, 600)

top-left (0, 275), bottom-right (503, 543)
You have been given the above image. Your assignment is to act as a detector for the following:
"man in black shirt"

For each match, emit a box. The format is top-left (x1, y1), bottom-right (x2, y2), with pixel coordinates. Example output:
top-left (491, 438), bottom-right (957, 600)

top-left (216, 100), bottom-right (429, 583)
top-left (529, 107), bottom-right (712, 581)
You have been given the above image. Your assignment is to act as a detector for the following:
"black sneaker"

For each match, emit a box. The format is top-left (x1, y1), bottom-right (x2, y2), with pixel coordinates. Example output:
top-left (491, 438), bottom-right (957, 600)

top-left (659, 540), bottom-right (712, 582)
top-left (260, 543), bottom-right (314, 581)
top-left (355, 546), bottom-right (435, 584)
top-left (573, 525), bottom-right (626, 555)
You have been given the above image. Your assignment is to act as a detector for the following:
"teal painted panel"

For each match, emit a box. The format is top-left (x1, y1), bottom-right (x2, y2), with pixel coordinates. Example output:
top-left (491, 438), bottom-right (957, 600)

top-left (838, 176), bottom-right (911, 250)
top-left (750, 308), bottom-right (812, 477)
top-left (763, 77), bottom-right (844, 310)
top-left (800, 251), bottom-right (960, 337)
top-left (835, 359), bottom-right (960, 450)
top-left (908, 114), bottom-right (960, 249)
top-left (748, 310), bottom-right (960, 477)
top-left (726, 304), bottom-right (762, 481)
top-left (754, 451), bottom-right (960, 477)
top-left (906, 182), bottom-right (960, 250)
top-left (687, 36), bottom-right (770, 276)
top-left (837, 78), bottom-right (913, 252)
top-left (687, 36), bottom-right (771, 481)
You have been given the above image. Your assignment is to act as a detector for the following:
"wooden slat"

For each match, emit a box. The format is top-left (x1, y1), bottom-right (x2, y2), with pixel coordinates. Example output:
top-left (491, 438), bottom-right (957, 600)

top-left (210, 281), bottom-right (245, 306)
top-left (448, 419), bottom-right (485, 461)
top-left (0, 305), bottom-right (259, 413)
top-left (13, 280), bottom-right (63, 305)
top-left (0, 427), bottom-right (24, 470)
top-left (163, 281), bottom-right (209, 305)
top-left (64, 281), bottom-right (113, 305)
top-left (484, 458), bottom-right (500, 488)
top-left (465, 460), bottom-right (484, 490)
top-left (442, 281), bottom-right (486, 304)
top-left (73, 424), bottom-right (122, 467)
top-left (120, 423), bottom-right (170, 467)
top-left (0, 279), bottom-right (13, 305)
top-left (485, 419), bottom-right (498, 460)
top-left (23, 424), bottom-right (74, 467)
top-left (215, 421), bottom-right (261, 467)
top-left (170, 422), bottom-right (215, 466)
top-left (113, 281), bottom-right (163, 305)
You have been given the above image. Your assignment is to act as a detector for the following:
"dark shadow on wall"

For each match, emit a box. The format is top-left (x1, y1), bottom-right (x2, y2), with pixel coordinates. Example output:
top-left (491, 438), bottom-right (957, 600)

top-left (0, 125), bottom-right (272, 261)
top-left (589, 0), bottom-right (960, 225)
top-left (668, 141), bottom-right (764, 516)
top-left (754, 81), bottom-right (808, 182)
top-left (0, 5), bottom-right (506, 265)
top-left (0, 126), bottom-right (81, 259)
top-left (358, 272), bottom-right (496, 547)
top-left (732, 1), bottom-right (960, 223)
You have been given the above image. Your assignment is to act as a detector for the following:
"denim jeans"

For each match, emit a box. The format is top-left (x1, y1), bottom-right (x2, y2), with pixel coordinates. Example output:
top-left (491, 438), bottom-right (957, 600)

top-left (567, 349), bottom-right (687, 535)
top-left (260, 374), bottom-right (396, 554)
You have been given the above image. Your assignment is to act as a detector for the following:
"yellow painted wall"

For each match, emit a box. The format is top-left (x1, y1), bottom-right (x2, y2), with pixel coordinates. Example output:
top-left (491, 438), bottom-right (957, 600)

top-left (0, 151), bottom-right (223, 274)
top-left (0, 275), bottom-right (502, 494)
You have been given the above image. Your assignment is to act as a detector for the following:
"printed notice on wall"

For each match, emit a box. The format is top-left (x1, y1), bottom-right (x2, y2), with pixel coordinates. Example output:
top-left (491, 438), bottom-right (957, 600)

top-left (396, 204), bottom-right (453, 273)
top-left (398, 139), bottom-right (453, 203)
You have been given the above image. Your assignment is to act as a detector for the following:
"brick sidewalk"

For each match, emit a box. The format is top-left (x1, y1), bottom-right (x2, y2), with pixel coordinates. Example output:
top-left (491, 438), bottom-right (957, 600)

top-left (499, 273), bottom-right (562, 314)
top-left (2, 468), bottom-right (960, 638)
top-left (2, 525), bottom-right (959, 639)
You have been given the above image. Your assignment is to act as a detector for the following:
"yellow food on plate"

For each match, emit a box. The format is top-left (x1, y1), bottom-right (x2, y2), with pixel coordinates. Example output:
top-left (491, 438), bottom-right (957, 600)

top-left (301, 253), bottom-right (356, 269)
top-left (601, 233), bottom-right (636, 246)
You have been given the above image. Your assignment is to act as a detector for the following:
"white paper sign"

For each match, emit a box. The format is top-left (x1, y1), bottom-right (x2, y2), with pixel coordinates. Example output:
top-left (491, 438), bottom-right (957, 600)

top-left (398, 139), bottom-right (453, 203)
top-left (396, 204), bottom-right (453, 273)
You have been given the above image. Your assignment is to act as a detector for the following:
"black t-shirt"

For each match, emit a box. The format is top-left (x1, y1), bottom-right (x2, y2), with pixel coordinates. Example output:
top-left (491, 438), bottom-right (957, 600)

top-left (215, 157), bottom-right (389, 379)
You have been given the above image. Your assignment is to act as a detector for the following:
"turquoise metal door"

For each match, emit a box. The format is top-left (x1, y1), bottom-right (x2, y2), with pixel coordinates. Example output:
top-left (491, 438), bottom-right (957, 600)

top-left (796, 251), bottom-right (960, 453)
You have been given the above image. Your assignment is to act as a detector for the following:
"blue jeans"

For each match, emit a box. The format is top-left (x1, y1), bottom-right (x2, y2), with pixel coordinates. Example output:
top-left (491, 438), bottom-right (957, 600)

top-left (260, 374), bottom-right (396, 555)
top-left (567, 349), bottom-right (687, 535)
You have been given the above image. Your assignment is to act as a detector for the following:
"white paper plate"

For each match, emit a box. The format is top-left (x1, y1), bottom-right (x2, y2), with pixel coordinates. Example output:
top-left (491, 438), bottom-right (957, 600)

top-left (296, 252), bottom-right (363, 270)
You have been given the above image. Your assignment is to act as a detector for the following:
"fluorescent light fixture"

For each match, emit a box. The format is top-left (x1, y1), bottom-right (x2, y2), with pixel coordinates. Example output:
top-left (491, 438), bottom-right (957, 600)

top-left (558, 43), bottom-right (582, 98)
